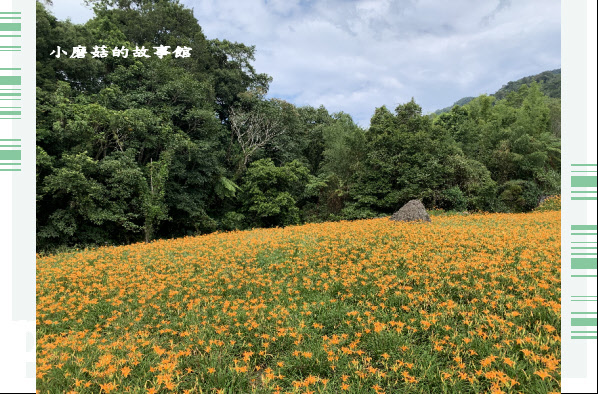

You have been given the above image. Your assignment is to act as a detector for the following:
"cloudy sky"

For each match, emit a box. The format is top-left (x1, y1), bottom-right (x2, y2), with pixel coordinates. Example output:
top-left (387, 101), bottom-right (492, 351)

top-left (48, 0), bottom-right (561, 127)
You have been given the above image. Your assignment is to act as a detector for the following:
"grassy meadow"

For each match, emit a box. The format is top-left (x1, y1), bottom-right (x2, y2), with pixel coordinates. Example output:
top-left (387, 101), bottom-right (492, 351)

top-left (37, 210), bottom-right (561, 393)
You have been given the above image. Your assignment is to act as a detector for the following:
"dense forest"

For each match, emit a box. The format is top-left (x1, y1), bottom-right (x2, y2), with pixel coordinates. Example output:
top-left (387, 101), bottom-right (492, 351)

top-left (36, 0), bottom-right (561, 252)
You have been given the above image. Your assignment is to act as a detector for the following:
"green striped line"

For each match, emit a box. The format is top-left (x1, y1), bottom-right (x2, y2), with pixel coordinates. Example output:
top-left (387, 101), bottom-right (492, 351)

top-left (0, 163), bottom-right (20, 165)
top-left (572, 318), bottom-right (597, 326)
top-left (0, 111), bottom-right (20, 115)
top-left (0, 145), bottom-right (21, 147)
top-left (571, 295), bottom-right (597, 301)
top-left (0, 17), bottom-right (21, 20)
top-left (0, 12), bottom-right (21, 14)
top-left (0, 139), bottom-right (21, 141)
top-left (572, 331), bottom-right (597, 333)
top-left (0, 93), bottom-right (21, 96)
top-left (572, 258), bottom-right (597, 269)
top-left (0, 76), bottom-right (20, 85)
top-left (572, 336), bottom-right (597, 339)
top-left (572, 191), bottom-right (598, 193)
top-left (572, 176), bottom-right (598, 187)
top-left (0, 35), bottom-right (21, 37)
top-left (572, 225), bottom-right (597, 230)
top-left (572, 197), bottom-right (598, 200)
top-left (572, 312), bottom-right (597, 314)
top-left (572, 247), bottom-right (598, 249)
top-left (572, 164), bottom-right (598, 166)
top-left (572, 232), bottom-right (598, 235)
top-left (0, 169), bottom-right (21, 171)
top-left (0, 150), bottom-right (21, 160)
top-left (0, 68), bottom-right (20, 70)
top-left (0, 23), bottom-right (20, 31)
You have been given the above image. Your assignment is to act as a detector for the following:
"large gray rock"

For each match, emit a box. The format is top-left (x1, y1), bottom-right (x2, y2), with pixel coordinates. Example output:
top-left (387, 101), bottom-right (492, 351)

top-left (389, 199), bottom-right (431, 223)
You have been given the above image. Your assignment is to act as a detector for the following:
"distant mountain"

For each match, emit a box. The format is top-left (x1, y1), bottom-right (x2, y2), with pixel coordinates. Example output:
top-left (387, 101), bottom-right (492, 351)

top-left (433, 68), bottom-right (561, 115)
top-left (493, 69), bottom-right (560, 100)
top-left (433, 97), bottom-right (475, 115)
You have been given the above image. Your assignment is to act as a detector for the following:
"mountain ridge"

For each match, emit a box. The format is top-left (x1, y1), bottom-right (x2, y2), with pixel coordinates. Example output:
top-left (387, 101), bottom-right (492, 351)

top-left (433, 68), bottom-right (561, 115)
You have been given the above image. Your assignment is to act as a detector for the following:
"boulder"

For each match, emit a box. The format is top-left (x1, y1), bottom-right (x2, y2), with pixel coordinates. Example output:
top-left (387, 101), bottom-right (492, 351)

top-left (389, 199), bottom-right (431, 223)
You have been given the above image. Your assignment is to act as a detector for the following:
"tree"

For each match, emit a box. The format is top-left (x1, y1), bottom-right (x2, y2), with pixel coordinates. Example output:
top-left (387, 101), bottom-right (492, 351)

top-left (308, 113), bottom-right (366, 217)
top-left (142, 155), bottom-right (170, 242)
top-left (229, 99), bottom-right (293, 173)
top-left (350, 99), bottom-right (497, 214)
top-left (241, 159), bottom-right (310, 228)
top-left (37, 150), bottom-right (148, 248)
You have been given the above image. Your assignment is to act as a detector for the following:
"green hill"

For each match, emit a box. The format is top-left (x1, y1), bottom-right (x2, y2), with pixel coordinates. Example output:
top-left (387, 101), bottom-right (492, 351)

top-left (494, 68), bottom-right (560, 100)
top-left (434, 68), bottom-right (561, 115)
top-left (36, 211), bottom-right (561, 393)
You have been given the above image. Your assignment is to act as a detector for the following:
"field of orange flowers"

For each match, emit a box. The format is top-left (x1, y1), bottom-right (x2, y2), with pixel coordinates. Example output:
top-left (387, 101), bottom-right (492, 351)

top-left (37, 211), bottom-right (561, 393)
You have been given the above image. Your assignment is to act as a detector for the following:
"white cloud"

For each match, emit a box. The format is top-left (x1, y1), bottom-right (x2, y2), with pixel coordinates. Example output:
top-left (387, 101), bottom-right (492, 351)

top-left (265, 0), bottom-right (302, 16)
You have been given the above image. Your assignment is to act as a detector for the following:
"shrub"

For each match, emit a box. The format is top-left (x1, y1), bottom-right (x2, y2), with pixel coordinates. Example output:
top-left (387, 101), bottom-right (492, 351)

top-left (438, 186), bottom-right (468, 211)
top-left (498, 180), bottom-right (542, 212)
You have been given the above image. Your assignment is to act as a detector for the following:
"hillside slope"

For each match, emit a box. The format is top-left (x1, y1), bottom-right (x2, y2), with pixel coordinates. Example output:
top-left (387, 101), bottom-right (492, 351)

top-left (37, 211), bottom-right (561, 393)
top-left (434, 68), bottom-right (561, 115)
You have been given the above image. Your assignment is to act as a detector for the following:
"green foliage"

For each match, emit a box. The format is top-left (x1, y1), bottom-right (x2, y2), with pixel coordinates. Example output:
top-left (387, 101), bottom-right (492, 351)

top-left (37, 150), bottom-right (147, 248)
top-left (36, 0), bottom-right (256, 249)
top-left (438, 186), bottom-right (468, 212)
top-left (434, 83), bottom-right (560, 212)
top-left (534, 195), bottom-right (561, 212)
top-left (494, 69), bottom-right (561, 101)
top-left (336, 203), bottom-right (379, 220)
top-left (352, 99), bottom-right (495, 214)
top-left (497, 180), bottom-right (543, 213)
top-left (229, 96), bottom-right (300, 173)
top-left (219, 211), bottom-right (246, 231)
top-left (36, 0), bottom-right (561, 251)
top-left (433, 69), bottom-right (560, 116)
top-left (241, 159), bottom-right (310, 228)
top-left (433, 96), bottom-right (475, 115)
top-left (443, 155), bottom-right (497, 211)
top-left (142, 154), bottom-right (170, 242)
